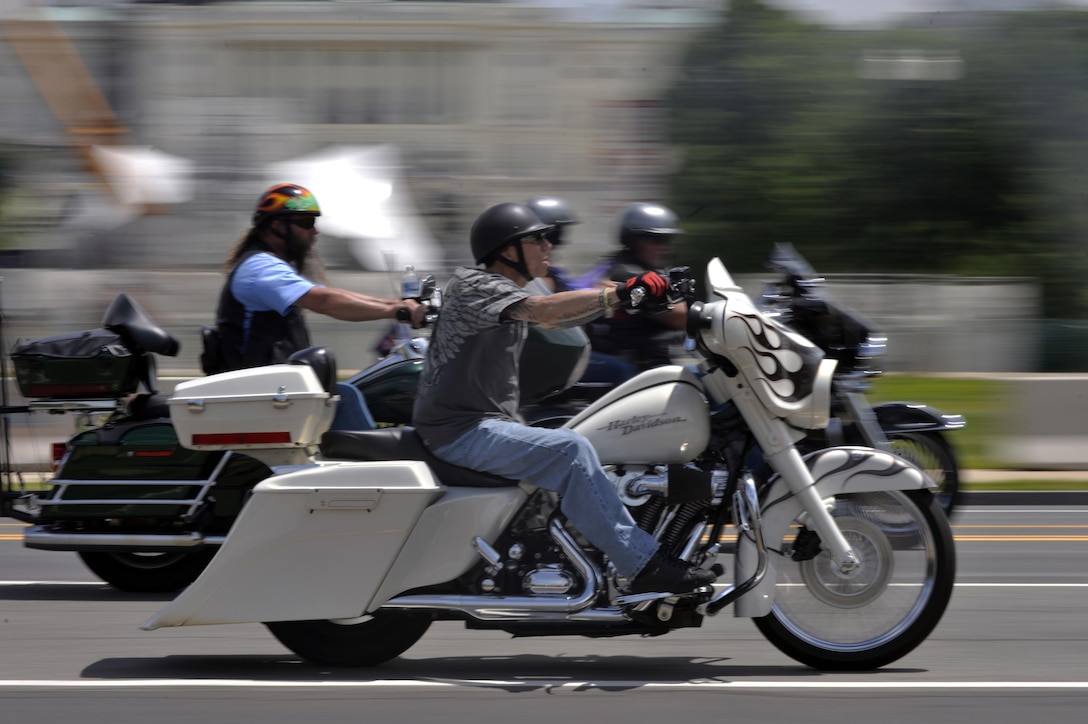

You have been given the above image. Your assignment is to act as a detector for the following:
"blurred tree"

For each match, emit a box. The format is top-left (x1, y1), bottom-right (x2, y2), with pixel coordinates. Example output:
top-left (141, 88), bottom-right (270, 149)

top-left (667, 0), bottom-right (1088, 319)
top-left (0, 144), bottom-right (15, 250)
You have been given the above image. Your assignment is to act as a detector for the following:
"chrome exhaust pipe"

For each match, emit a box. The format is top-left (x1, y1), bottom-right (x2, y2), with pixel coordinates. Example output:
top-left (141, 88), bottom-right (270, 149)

top-left (383, 519), bottom-right (607, 622)
top-left (23, 526), bottom-right (226, 552)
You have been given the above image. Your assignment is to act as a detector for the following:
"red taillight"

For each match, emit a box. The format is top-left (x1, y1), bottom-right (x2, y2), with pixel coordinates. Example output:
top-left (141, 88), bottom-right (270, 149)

top-left (132, 450), bottom-right (175, 457)
top-left (191, 432), bottom-right (292, 446)
top-left (51, 442), bottom-right (68, 472)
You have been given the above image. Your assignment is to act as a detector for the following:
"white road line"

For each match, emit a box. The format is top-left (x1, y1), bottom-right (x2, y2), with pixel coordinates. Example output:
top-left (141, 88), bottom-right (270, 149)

top-left (3, 581), bottom-right (1088, 587)
top-left (0, 580), bottom-right (103, 585)
top-left (955, 583), bottom-right (1088, 587)
top-left (0, 680), bottom-right (1087, 690)
top-left (958, 509), bottom-right (1088, 514)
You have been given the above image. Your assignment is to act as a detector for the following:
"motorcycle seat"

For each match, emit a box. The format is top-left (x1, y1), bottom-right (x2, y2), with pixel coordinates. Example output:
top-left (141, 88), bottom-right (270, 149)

top-left (126, 393), bottom-right (172, 421)
top-left (319, 428), bottom-right (519, 488)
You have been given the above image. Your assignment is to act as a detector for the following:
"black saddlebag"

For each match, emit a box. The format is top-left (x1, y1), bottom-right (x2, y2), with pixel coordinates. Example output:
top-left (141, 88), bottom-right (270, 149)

top-left (10, 328), bottom-right (144, 400)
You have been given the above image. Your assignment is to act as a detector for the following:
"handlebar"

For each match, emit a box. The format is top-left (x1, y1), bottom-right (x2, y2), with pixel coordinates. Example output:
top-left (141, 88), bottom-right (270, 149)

top-left (666, 266), bottom-right (697, 306)
top-left (398, 272), bottom-right (441, 329)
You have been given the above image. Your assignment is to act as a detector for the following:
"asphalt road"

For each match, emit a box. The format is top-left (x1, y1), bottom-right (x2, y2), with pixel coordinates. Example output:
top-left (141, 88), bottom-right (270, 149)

top-left (2, 504), bottom-right (1088, 723)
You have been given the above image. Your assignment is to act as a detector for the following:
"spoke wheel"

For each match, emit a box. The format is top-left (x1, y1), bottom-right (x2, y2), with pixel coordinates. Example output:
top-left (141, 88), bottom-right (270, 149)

top-left (754, 489), bottom-right (955, 670)
top-left (266, 610), bottom-right (433, 667)
top-left (886, 431), bottom-right (961, 515)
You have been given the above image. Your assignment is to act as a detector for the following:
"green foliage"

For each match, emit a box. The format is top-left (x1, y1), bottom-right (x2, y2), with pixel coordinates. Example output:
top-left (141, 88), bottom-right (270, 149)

top-left (866, 375), bottom-right (1010, 470)
top-left (667, 0), bottom-right (1088, 318)
top-left (0, 144), bottom-right (15, 249)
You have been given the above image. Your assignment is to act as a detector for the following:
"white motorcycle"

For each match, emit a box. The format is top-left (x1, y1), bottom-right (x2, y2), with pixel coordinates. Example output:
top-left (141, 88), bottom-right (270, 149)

top-left (142, 257), bottom-right (956, 671)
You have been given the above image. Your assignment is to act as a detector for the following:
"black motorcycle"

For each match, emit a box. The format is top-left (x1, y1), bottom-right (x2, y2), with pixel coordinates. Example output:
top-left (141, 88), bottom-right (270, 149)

top-left (757, 243), bottom-right (966, 515)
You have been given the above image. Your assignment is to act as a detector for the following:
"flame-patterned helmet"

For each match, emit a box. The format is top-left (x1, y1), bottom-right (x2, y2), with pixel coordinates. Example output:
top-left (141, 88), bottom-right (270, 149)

top-left (252, 183), bottom-right (322, 226)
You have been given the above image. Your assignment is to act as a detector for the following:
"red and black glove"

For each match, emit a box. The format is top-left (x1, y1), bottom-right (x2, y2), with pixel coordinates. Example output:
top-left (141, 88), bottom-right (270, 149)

top-left (613, 271), bottom-right (670, 310)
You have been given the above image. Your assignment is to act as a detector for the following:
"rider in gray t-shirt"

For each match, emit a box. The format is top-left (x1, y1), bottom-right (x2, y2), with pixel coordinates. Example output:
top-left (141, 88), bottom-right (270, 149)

top-left (413, 266), bottom-right (531, 451)
top-left (412, 202), bottom-right (716, 596)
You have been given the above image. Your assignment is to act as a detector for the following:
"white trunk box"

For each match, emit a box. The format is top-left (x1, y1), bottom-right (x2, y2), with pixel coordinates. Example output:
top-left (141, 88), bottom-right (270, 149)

top-left (169, 365), bottom-right (336, 450)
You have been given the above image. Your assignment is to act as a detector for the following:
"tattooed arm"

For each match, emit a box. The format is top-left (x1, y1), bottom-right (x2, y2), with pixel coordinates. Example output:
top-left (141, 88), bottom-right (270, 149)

top-left (502, 286), bottom-right (620, 329)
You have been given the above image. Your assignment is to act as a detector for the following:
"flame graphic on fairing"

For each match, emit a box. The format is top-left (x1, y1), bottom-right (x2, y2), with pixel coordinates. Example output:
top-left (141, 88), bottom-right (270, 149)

top-left (729, 311), bottom-right (822, 403)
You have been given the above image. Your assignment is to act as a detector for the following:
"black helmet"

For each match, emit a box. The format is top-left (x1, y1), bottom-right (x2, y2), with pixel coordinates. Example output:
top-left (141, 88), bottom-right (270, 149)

top-left (524, 196), bottom-right (580, 246)
top-left (618, 202), bottom-right (684, 248)
top-left (470, 202), bottom-right (551, 265)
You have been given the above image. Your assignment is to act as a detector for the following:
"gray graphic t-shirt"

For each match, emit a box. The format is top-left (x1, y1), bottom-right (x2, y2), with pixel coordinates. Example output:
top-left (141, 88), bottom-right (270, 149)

top-left (412, 267), bottom-right (532, 450)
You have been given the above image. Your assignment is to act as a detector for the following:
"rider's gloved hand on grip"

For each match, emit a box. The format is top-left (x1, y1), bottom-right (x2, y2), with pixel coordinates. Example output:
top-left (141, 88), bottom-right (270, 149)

top-left (613, 271), bottom-right (670, 310)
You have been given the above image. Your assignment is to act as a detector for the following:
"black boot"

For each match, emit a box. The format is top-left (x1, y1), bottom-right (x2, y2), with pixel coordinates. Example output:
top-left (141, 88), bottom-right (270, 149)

top-left (628, 551), bottom-right (717, 594)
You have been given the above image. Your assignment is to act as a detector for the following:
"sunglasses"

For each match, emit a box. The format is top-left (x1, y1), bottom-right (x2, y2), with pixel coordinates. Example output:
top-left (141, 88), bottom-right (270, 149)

top-left (521, 233), bottom-right (549, 246)
top-left (288, 217), bottom-right (317, 230)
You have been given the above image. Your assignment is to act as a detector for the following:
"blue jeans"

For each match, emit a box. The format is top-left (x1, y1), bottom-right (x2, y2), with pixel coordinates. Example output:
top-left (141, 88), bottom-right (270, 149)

top-left (431, 419), bottom-right (659, 579)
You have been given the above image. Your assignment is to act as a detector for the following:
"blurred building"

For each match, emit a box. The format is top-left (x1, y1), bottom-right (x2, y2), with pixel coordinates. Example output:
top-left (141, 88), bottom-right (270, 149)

top-left (1, 0), bottom-right (720, 271)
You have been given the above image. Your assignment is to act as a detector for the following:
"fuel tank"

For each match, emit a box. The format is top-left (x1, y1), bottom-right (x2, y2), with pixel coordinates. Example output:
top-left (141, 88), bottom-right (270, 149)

top-left (565, 366), bottom-right (710, 465)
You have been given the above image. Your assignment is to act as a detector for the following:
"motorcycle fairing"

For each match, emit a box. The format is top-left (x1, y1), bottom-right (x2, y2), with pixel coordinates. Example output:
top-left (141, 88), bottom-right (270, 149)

top-left (732, 446), bottom-right (932, 618)
top-left (142, 461), bottom-right (528, 630)
top-left (699, 265), bottom-right (834, 431)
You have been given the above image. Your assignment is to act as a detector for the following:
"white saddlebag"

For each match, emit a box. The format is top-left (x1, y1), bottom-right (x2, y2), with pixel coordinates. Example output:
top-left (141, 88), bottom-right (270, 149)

top-left (142, 461), bottom-right (444, 629)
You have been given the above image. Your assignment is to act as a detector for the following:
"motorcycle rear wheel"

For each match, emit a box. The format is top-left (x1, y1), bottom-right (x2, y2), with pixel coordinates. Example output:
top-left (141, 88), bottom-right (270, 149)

top-left (885, 431), bottom-right (961, 516)
top-left (754, 489), bottom-right (955, 671)
top-left (78, 549), bottom-right (217, 593)
top-left (266, 610), bottom-right (434, 667)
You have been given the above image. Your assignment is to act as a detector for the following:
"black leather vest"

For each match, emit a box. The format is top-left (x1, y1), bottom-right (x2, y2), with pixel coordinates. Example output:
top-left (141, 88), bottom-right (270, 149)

top-left (214, 247), bottom-right (311, 372)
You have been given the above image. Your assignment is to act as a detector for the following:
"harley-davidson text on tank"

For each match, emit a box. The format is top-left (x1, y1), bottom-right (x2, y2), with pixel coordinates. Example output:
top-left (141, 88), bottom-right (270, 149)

top-left (598, 413), bottom-right (689, 437)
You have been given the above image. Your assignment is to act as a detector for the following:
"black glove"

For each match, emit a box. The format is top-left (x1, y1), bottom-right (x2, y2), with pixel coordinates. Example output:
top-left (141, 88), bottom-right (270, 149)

top-left (613, 271), bottom-right (670, 310)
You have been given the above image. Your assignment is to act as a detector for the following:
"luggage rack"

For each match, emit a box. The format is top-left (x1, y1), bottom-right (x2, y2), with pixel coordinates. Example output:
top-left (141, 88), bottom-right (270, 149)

top-left (16, 453), bottom-right (234, 544)
top-left (2, 399), bottom-right (121, 415)
top-left (2, 398), bottom-right (126, 515)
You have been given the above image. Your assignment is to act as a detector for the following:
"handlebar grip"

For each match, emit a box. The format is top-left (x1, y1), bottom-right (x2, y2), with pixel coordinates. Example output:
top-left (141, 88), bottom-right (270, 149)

top-left (395, 307), bottom-right (411, 322)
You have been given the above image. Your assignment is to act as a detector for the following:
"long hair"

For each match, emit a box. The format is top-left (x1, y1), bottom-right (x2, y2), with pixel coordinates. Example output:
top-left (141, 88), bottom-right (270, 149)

top-left (222, 224), bottom-right (328, 285)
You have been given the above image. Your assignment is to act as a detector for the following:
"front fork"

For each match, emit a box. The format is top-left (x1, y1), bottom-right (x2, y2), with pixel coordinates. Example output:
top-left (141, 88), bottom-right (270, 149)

top-left (709, 371), bottom-right (859, 573)
top-left (838, 389), bottom-right (893, 453)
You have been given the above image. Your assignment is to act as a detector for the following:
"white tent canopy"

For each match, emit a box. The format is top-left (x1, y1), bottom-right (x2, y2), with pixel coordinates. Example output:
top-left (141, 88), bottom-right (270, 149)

top-left (90, 144), bottom-right (196, 208)
top-left (267, 144), bottom-right (442, 272)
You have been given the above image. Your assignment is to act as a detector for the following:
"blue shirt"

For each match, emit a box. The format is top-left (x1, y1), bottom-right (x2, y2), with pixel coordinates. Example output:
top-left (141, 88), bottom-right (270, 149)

top-left (230, 252), bottom-right (318, 337)
top-left (229, 251), bottom-right (315, 313)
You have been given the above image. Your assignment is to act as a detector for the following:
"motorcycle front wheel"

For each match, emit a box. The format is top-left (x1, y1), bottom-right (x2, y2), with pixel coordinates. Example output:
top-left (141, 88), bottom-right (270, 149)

top-left (78, 549), bottom-right (217, 593)
top-left (754, 489), bottom-right (955, 671)
top-left (266, 610), bottom-right (434, 667)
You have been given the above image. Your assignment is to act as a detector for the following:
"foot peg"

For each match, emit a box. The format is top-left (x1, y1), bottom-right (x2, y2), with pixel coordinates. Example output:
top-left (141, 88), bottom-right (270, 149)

top-left (613, 585), bottom-right (714, 606)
